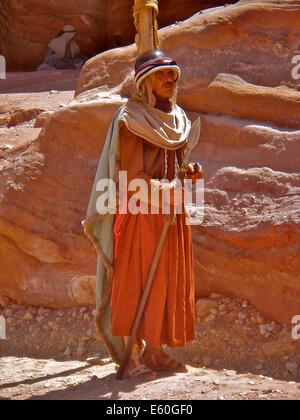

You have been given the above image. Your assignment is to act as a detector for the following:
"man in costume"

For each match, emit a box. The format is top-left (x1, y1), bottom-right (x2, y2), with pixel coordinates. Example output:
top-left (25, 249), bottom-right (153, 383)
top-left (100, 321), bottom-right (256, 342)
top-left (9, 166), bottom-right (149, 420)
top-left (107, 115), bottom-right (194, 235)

top-left (83, 49), bottom-right (202, 379)
top-left (37, 25), bottom-right (84, 71)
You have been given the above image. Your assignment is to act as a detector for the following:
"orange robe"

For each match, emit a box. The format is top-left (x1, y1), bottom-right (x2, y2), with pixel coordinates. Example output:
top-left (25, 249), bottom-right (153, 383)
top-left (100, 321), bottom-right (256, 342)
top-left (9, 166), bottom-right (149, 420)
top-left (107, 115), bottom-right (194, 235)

top-left (111, 121), bottom-right (195, 348)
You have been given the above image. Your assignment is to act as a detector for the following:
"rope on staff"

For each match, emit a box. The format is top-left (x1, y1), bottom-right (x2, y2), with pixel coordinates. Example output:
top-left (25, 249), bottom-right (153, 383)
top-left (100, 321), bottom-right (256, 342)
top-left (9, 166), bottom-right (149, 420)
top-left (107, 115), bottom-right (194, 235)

top-left (133, 0), bottom-right (161, 54)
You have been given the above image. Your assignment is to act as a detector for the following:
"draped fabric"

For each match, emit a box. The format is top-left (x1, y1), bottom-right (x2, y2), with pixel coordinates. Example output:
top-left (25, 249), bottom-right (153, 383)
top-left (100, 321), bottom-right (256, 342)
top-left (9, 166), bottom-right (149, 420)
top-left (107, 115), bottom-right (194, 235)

top-left (110, 122), bottom-right (195, 347)
top-left (83, 107), bottom-right (125, 364)
top-left (120, 99), bottom-right (191, 151)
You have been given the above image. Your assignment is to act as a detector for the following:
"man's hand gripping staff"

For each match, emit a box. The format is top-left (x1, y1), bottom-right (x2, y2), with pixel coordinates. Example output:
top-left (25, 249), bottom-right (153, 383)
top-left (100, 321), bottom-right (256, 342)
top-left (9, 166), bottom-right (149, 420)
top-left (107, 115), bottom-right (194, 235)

top-left (178, 117), bottom-right (203, 183)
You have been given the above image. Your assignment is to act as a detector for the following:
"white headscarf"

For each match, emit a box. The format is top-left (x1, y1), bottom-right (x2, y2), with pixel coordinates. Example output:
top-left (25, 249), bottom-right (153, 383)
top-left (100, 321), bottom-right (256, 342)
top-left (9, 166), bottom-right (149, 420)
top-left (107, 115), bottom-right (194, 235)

top-left (120, 74), bottom-right (191, 151)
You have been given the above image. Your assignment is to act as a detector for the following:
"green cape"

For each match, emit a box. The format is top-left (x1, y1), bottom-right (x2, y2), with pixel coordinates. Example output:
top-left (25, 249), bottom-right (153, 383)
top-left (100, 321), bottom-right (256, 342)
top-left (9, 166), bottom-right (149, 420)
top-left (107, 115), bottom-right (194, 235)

top-left (84, 106), bottom-right (126, 364)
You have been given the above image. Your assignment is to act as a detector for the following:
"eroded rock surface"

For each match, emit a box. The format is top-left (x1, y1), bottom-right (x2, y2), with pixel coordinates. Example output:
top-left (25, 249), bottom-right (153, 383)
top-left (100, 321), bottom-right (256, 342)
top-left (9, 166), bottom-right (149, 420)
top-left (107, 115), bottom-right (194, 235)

top-left (0, 0), bottom-right (235, 70)
top-left (0, 1), bottom-right (299, 326)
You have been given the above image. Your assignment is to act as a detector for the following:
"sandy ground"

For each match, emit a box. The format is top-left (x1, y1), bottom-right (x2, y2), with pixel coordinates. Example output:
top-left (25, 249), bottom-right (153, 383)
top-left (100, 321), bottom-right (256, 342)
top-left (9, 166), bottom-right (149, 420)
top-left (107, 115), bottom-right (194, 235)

top-left (1, 357), bottom-right (300, 401)
top-left (0, 70), bottom-right (78, 156)
top-left (0, 70), bottom-right (80, 94)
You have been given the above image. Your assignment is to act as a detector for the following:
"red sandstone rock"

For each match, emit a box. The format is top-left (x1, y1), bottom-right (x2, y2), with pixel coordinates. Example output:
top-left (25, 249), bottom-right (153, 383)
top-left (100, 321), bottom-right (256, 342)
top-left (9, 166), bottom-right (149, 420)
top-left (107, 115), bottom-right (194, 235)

top-left (0, 95), bottom-right (123, 307)
top-left (0, 0), bottom-right (235, 71)
top-left (0, 1), bottom-right (300, 324)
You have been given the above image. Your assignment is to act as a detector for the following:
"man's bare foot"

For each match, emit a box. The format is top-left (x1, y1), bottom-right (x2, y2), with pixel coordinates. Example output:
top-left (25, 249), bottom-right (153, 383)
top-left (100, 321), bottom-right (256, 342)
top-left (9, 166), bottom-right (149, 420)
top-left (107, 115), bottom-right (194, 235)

top-left (124, 358), bottom-right (157, 380)
top-left (142, 348), bottom-right (187, 373)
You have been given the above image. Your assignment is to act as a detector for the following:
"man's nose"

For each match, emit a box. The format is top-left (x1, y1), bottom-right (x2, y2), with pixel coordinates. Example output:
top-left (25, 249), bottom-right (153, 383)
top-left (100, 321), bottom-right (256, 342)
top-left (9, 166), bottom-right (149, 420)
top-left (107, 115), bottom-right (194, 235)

top-left (164, 74), bottom-right (174, 83)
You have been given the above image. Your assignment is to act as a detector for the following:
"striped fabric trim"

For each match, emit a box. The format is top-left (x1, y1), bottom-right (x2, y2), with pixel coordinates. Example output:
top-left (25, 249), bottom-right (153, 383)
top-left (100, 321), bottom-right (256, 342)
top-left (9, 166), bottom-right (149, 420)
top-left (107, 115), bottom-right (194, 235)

top-left (134, 64), bottom-right (181, 91)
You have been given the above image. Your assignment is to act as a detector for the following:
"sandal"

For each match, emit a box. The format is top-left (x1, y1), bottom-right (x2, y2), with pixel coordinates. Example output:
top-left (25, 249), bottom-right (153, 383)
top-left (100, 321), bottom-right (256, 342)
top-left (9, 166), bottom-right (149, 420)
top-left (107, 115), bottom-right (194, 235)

top-left (123, 358), bottom-right (157, 380)
top-left (142, 348), bottom-right (188, 373)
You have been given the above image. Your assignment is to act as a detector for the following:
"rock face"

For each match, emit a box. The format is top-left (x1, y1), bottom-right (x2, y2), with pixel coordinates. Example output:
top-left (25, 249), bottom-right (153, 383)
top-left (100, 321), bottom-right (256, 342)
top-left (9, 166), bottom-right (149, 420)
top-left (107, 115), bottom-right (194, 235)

top-left (105, 0), bottom-right (236, 49)
top-left (75, 0), bottom-right (300, 323)
top-left (0, 95), bottom-right (122, 307)
top-left (0, 0), bottom-right (235, 71)
top-left (77, 0), bottom-right (300, 97)
top-left (0, 1), bottom-right (300, 324)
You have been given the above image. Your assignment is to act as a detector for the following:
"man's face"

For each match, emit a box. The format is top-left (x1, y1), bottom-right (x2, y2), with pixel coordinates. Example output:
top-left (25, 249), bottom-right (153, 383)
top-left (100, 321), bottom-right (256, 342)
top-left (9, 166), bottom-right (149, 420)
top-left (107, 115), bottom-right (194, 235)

top-left (152, 69), bottom-right (177, 100)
